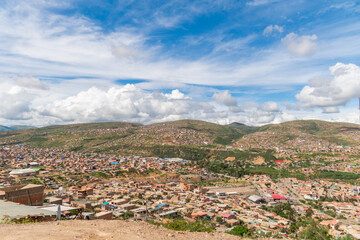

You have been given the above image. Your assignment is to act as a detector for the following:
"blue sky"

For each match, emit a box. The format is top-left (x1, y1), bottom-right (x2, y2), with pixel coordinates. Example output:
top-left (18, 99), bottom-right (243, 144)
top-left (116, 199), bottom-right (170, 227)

top-left (0, 0), bottom-right (359, 126)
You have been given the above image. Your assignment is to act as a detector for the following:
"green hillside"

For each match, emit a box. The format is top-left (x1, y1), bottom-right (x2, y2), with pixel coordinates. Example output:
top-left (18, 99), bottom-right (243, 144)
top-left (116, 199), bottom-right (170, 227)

top-left (0, 119), bottom-right (358, 158)
top-left (256, 120), bottom-right (360, 146)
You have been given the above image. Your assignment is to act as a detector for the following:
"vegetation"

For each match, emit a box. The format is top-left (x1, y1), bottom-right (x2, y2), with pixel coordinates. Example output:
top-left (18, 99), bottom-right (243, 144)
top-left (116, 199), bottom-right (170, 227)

top-left (297, 218), bottom-right (332, 240)
top-left (91, 172), bottom-right (111, 179)
top-left (227, 225), bottom-right (251, 237)
top-left (314, 171), bottom-right (360, 181)
top-left (1, 119), bottom-right (359, 157)
top-left (162, 219), bottom-right (215, 232)
top-left (261, 203), bottom-right (296, 221)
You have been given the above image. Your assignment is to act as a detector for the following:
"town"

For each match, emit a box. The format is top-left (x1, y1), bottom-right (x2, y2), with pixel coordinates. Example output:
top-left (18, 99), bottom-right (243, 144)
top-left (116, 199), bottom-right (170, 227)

top-left (1, 142), bottom-right (360, 239)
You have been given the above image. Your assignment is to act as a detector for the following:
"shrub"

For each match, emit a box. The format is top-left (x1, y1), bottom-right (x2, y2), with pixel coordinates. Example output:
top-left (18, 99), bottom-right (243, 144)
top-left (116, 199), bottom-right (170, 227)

top-left (163, 220), bottom-right (214, 232)
top-left (227, 225), bottom-right (251, 237)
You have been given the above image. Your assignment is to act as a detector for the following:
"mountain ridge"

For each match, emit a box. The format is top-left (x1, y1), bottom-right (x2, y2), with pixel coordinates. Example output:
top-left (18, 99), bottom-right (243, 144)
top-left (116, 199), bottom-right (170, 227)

top-left (0, 125), bottom-right (35, 132)
top-left (0, 119), bottom-right (358, 158)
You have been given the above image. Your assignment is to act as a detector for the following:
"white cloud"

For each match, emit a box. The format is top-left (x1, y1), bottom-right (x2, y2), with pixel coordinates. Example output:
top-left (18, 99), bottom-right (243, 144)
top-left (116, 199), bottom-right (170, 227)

top-left (0, 0), bottom-right (326, 88)
top-left (14, 76), bottom-right (49, 90)
top-left (247, 111), bottom-right (277, 124)
top-left (322, 106), bottom-right (339, 113)
top-left (262, 101), bottom-right (280, 112)
top-left (165, 89), bottom-right (190, 99)
top-left (0, 92), bottom-right (31, 120)
top-left (282, 33), bottom-right (318, 57)
top-left (0, 76), bottom-right (46, 120)
top-left (296, 63), bottom-right (360, 112)
top-left (211, 90), bottom-right (237, 106)
top-left (263, 25), bottom-right (283, 36)
top-left (38, 85), bottom-right (214, 123)
top-left (0, 1), bottom-right (359, 127)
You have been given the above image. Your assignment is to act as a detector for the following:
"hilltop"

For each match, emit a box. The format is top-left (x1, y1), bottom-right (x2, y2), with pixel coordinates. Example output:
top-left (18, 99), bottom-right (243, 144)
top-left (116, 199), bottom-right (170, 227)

top-left (0, 119), bottom-right (358, 158)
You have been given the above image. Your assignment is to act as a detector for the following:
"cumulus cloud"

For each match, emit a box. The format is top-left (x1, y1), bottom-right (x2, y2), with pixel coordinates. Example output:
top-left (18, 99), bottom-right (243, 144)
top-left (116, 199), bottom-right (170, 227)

top-left (282, 33), bottom-right (318, 57)
top-left (212, 90), bottom-right (237, 106)
top-left (261, 101), bottom-right (280, 112)
top-left (165, 89), bottom-right (190, 99)
top-left (38, 84), bottom-right (214, 123)
top-left (0, 75), bottom-right (51, 120)
top-left (296, 63), bottom-right (360, 112)
top-left (0, 93), bottom-right (31, 120)
top-left (263, 25), bottom-right (283, 36)
top-left (247, 111), bottom-right (277, 124)
top-left (0, 85), bottom-right (34, 120)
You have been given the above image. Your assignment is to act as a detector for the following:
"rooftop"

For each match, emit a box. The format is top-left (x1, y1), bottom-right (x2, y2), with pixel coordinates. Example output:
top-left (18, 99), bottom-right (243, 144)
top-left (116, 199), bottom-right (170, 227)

top-left (0, 200), bottom-right (56, 219)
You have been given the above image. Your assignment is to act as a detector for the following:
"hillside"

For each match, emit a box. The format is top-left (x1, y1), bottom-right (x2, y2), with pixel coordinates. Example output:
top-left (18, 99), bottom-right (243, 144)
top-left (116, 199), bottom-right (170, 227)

top-left (0, 120), bottom-right (244, 155)
top-left (0, 220), bottom-right (242, 240)
top-left (0, 119), bottom-right (359, 157)
top-left (235, 120), bottom-right (360, 150)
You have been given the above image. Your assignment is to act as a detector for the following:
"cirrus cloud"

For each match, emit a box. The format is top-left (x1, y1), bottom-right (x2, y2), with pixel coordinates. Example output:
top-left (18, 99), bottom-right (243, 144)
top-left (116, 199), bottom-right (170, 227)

top-left (263, 25), bottom-right (283, 36)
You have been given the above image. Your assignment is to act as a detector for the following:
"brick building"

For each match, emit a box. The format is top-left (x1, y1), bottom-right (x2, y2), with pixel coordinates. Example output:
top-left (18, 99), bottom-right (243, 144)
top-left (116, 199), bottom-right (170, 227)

top-left (0, 184), bottom-right (44, 206)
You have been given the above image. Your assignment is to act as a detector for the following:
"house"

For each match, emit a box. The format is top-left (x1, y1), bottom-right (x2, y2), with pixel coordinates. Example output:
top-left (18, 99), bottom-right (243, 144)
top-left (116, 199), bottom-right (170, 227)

top-left (271, 194), bottom-right (287, 201)
top-left (180, 183), bottom-right (195, 191)
top-left (148, 206), bottom-right (164, 215)
top-left (131, 208), bottom-right (147, 218)
top-left (95, 211), bottom-right (112, 220)
top-left (71, 201), bottom-right (91, 209)
top-left (77, 187), bottom-right (94, 198)
top-left (248, 195), bottom-right (265, 204)
top-left (158, 210), bottom-right (179, 218)
top-left (111, 198), bottom-right (129, 206)
top-left (320, 219), bottom-right (339, 230)
top-left (226, 219), bottom-right (239, 226)
top-left (191, 211), bottom-right (208, 220)
top-left (46, 197), bottom-right (63, 205)
top-left (0, 184), bottom-right (44, 206)
top-left (121, 203), bottom-right (136, 211)
top-left (221, 213), bottom-right (236, 221)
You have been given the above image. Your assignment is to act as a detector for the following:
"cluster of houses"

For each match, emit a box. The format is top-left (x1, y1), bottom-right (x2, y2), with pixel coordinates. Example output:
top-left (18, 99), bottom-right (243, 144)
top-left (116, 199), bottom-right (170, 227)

top-left (1, 139), bottom-right (360, 238)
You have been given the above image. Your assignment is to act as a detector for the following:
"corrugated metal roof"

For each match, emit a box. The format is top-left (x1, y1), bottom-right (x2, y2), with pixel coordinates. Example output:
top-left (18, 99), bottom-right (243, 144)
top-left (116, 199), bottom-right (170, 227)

top-left (0, 200), bottom-right (56, 219)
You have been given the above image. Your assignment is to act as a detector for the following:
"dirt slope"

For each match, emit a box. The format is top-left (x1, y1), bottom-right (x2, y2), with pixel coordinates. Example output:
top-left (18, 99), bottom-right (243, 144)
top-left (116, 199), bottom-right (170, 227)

top-left (0, 220), bottom-right (244, 240)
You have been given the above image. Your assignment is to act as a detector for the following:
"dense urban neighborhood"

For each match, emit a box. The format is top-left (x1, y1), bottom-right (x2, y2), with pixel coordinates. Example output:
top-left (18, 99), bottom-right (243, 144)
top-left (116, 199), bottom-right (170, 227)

top-left (0, 120), bottom-right (360, 239)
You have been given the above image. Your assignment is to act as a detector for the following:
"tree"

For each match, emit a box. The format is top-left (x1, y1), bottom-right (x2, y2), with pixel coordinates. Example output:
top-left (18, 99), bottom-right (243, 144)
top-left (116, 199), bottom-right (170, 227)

top-left (121, 211), bottom-right (134, 220)
top-left (216, 216), bottom-right (223, 223)
top-left (227, 225), bottom-right (251, 237)
top-left (338, 234), bottom-right (355, 240)
top-left (305, 207), bottom-right (314, 218)
top-left (186, 208), bottom-right (193, 217)
top-left (298, 219), bottom-right (332, 240)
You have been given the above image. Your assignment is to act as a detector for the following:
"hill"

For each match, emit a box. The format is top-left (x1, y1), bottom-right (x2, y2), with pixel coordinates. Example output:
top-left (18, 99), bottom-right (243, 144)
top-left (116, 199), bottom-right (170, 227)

top-left (0, 125), bottom-right (34, 132)
top-left (235, 120), bottom-right (360, 150)
top-left (0, 119), bottom-right (359, 158)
